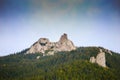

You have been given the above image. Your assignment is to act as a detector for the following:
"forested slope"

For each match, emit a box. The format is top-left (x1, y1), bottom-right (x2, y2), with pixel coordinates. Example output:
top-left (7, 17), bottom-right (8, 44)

top-left (0, 47), bottom-right (120, 80)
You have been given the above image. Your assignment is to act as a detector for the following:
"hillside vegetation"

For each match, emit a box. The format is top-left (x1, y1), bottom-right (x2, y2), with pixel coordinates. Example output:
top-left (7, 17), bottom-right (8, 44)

top-left (0, 47), bottom-right (120, 80)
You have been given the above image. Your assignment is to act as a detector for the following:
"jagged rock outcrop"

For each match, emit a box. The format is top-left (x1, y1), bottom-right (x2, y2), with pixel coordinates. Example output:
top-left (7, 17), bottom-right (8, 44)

top-left (26, 33), bottom-right (76, 55)
top-left (90, 49), bottom-right (106, 67)
top-left (26, 38), bottom-right (51, 53)
top-left (36, 56), bottom-right (40, 59)
top-left (96, 49), bottom-right (106, 67)
top-left (55, 33), bottom-right (76, 52)
top-left (90, 56), bottom-right (96, 63)
top-left (105, 49), bottom-right (112, 55)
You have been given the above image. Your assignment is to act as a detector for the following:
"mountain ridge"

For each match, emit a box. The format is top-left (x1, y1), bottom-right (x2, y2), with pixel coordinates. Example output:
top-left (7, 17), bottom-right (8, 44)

top-left (0, 46), bottom-right (120, 80)
top-left (25, 33), bottom-right (113, 67)
top-left (0, 34), bottom-right (120, 80)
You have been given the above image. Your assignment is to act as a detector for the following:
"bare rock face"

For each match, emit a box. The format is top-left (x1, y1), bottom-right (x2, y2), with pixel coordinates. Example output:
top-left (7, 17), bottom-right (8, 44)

top-left (90, 49), bottom-right (106, 67)
top-left (105, 49), bottom-right (112, 55)
top-left (59, 33), bottom-right (68, 42)
top-left (36, 56), bottom-right (40, 59)
top-left (56, 33), bottom-right (76, 52)
top-left (96, 49), bottom-right (106, 67)
top-left (47, 51), bottom-right (54, 56)
top-left (26, 33), bottom-right (76, 54)
top-left (90, 57), bottom-right (96, 63)
top-left (26, 38), bottom-right (50, 53)
top-left (38, 38), bottom-right (50, 46)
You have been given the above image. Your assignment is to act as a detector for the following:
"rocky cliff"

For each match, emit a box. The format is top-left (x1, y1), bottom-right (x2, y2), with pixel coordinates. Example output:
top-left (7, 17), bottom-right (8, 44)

top-left (90, 49), bottom-right (106, 67)
top-left (26, 33), bottom-right (76, 55)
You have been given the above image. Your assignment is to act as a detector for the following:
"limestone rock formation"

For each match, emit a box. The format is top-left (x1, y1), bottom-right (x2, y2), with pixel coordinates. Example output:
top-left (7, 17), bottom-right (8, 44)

top-left (96, 49), bottom-right (106, 67)
top-left (26, 33), bottom-right (76, 54)
top-left (105, 49), bottom-right (112, 55)
top-left (90, 56), bottom-right (96, 63)
top-left (26, 38), bottom-right (51, 53)
top-left (55, 33), bottom-right (76, 52)
top-left (36, 56), bottom-right (40, 59)
top-left (90, 49), bottom-right (106, 67)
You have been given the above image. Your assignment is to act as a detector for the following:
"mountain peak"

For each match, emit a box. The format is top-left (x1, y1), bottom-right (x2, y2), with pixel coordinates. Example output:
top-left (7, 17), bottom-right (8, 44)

top-left (59, 33), bottom-right (68, 42)
top-left (26, 33), bottom-right (76, 54)
top-left (38, 38), bottom-right (49, 46)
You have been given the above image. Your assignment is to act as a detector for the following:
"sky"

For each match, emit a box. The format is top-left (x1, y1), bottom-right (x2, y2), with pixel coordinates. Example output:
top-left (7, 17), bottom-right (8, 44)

top-left (0, 0), bottom-right (120, 56)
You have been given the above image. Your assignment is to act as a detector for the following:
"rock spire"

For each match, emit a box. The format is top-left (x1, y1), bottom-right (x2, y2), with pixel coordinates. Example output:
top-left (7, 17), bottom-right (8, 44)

top-left (90, 49), bottom-right (106, 67)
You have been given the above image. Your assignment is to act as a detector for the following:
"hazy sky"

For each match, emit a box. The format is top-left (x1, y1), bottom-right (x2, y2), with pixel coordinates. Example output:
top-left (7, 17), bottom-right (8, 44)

top-left (0, 0), bottom-right (120, 56)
